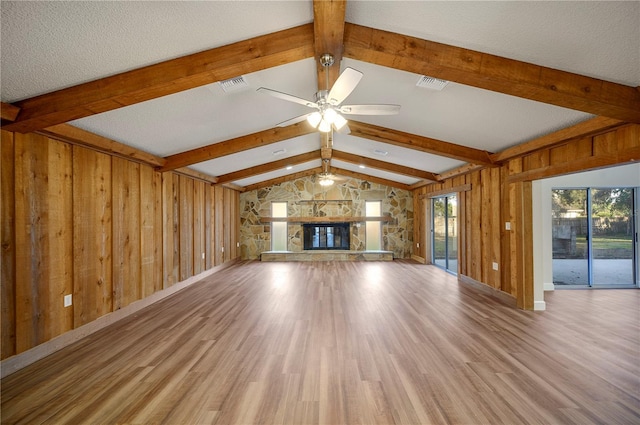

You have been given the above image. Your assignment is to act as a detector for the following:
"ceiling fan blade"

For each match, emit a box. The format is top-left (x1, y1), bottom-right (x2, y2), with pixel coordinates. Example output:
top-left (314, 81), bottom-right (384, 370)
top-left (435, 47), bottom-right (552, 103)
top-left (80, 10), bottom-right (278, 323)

top-left (257, 87), bottom-right (318, 108)
top-left (339, 104), bottom-right (401, 115)
top-left (275, 113), bottom-right (313, 127)
top-left (327, 67), bottom-right (363, 106)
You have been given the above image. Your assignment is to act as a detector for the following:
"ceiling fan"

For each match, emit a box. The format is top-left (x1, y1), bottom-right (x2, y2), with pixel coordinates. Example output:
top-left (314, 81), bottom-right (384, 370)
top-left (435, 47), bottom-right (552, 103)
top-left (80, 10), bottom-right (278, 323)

top-left (317, 158), bottom-right (346, 186)
top-left (257, 54), bottom-right (400, 133)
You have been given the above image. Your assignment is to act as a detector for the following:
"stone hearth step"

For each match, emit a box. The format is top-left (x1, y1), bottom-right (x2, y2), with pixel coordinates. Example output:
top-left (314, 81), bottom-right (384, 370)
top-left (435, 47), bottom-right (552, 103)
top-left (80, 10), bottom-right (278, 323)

top-left (260, 250), bottom-right (394, 262)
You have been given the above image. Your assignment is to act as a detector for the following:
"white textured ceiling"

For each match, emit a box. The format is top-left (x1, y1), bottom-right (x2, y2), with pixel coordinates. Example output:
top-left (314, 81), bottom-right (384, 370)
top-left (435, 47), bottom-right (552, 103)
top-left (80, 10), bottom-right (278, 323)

top-left (2, 1), bottom-right (638, 188)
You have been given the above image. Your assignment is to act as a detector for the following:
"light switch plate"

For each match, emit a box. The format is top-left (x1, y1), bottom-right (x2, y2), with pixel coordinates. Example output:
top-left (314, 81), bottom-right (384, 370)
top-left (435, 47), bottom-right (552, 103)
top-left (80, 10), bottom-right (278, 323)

top-left (505, 222), bottom-right (511, 230)
top-left (492, 262), bottom-right (499, 271)
top-left (64, 294), bottom-right (72, 307)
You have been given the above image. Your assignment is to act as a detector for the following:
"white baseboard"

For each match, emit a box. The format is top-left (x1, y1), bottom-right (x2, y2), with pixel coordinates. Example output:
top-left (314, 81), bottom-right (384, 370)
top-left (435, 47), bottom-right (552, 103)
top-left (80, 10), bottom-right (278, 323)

top-left (1, 260), bottom-right (237, 378)
top-left (534, 300), bottom-right (547, 311)
top-left (544, 282), bottom-right (555, 291)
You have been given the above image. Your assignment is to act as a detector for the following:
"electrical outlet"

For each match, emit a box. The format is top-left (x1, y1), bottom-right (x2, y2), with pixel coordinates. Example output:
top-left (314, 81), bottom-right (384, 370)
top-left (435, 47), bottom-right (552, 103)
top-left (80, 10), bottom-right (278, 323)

top-left (221, 246), bottom-right (225, 253)
top-left (417, 243), bottom-right (420, 248)
top-left (505, 222), bottom-right (511, 230)
top-left (202, 252), bottom-right (205, 259)
top-left (492, 262), bottom-right (499, 271)
top-left (64, 294), bottom-right (72, 307)
top-left (237, 242), bottom-right (240, 247)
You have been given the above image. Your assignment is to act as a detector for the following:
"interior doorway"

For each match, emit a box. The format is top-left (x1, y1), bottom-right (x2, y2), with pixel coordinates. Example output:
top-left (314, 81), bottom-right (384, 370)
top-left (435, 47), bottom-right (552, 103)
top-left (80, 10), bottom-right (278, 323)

top-left (552, 187), bottom-right (637, 287)
top-left (432, 194), bottom-right (458, 274)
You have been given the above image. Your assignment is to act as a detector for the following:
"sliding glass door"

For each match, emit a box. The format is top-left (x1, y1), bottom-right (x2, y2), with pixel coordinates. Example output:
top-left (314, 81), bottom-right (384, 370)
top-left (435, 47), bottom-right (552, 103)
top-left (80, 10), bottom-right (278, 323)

top-left (552, 188), bottom-right (637, 287)
top-left (432, 195), bottom-right (457, 274)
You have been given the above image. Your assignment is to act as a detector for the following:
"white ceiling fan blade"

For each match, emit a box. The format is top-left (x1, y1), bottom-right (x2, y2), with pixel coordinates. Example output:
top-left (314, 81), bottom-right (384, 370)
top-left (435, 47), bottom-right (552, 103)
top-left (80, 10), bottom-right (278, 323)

top-left (327, 67), bottom-right (363, 106)
top-left (276, 113), bottom-right (313, 127)
top-left (339, 104), bottom-right (401, 115)
top-left (257, 87), bottom-right (318, 108)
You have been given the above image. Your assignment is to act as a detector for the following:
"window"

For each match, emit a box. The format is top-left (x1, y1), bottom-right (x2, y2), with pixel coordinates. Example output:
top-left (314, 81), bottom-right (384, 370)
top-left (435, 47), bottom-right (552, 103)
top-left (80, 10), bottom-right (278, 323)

top-left (552, 187), bottom-right (637, 287)
top-left (271, 202), bottom-right (288, 251)
top-left (365, 201), bottom-right (382, 251)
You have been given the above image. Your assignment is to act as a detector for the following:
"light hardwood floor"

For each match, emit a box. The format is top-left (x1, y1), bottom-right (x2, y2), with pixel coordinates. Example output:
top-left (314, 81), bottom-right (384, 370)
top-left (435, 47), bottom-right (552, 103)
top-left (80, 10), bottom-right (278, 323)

top-left (2, 261), bottom-right (639, 424)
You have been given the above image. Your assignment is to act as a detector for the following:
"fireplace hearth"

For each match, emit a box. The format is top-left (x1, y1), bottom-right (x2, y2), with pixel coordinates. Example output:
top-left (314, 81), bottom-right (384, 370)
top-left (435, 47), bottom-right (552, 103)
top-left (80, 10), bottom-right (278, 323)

top-left (303, 223), bottom-right (350, 250)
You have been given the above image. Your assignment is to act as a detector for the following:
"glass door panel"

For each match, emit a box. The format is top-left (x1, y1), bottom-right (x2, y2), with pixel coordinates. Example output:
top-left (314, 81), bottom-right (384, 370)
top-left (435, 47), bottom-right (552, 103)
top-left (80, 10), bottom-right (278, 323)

top-left (592, 188), bottom-right (635, 286)
top-left (552, 189), bottom-right (589, 286)
top-left (432, 198), bottom-right (446, 269)
top-left (447, 195), bottom-right (458, 273)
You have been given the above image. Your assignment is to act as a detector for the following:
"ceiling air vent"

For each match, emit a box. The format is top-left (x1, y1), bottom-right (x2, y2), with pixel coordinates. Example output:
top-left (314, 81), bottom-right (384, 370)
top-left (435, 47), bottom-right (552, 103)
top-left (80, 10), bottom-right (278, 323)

top-left (416, 75), bottom-right (449, 91)
top-left (373, 149), bottom-right (388, 156)
top-left (219, 76), bottom-right (249, 93)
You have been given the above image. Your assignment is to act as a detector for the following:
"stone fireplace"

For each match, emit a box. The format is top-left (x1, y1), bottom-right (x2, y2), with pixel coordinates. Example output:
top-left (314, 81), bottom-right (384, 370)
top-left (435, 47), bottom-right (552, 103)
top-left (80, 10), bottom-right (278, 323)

top-left (303, 223), bottom-right (350, 250)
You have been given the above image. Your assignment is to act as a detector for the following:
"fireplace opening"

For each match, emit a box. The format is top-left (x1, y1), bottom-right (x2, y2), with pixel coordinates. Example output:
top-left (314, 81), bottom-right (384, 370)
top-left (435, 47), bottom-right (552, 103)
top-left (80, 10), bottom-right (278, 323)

top-left (303, 223), bottom-right (350, 250)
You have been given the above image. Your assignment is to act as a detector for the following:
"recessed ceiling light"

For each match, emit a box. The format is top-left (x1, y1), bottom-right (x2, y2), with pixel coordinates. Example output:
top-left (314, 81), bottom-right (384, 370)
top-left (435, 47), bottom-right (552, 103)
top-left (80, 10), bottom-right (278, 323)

top-left (272, 148), bottom-right (286, 156)
top-left (286, 165), bottom-right (293, 170)
top-left (359, 164), bottom-right (366, 169)
top-left (416, 75), bottom-right (449, 91)
top-left (373, 149), bottom-right (388, 156)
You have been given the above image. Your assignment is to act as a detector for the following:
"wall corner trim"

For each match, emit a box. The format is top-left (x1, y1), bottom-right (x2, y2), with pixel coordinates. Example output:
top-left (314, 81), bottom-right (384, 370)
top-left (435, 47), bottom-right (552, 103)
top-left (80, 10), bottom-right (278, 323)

top-left (0, 260), bottom-right (238, 378)
top-left (534, 300), bottom-right (547, 311)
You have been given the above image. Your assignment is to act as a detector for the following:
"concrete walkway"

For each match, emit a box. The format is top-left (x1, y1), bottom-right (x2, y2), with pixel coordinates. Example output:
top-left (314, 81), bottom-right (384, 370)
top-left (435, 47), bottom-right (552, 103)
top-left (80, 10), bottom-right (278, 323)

top-left (553, 259), bottom-right (635, 286)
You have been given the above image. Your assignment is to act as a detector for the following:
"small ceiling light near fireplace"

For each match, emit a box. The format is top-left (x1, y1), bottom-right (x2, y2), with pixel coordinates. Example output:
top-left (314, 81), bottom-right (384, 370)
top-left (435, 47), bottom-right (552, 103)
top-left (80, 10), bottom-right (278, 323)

top-left (318, 176), bottom-right (334, 186)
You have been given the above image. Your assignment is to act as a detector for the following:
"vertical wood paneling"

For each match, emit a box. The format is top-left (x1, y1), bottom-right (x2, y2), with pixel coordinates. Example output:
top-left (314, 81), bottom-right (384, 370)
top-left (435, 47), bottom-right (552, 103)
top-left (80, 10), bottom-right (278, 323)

top-left (480, 169), bottom-right (492, 286)
top-left (490, 167), bottom-right (502, 289)
top-left (179, 175), bottom-right (194, 280)
top-left (412, 188), bottom-right (421, 259)
top-left (47, 140), bottom-right (73, 340)
top-left (469, 171), bottom-right (482, 282)
top-left (223, 188), bottom-right (232, 263)
top-left (205, 185), bottom-right (213, 269)
top-left (140, 166), bottom-right (162, 297)
top-left (193, 180), bottom-right (205, 274)
top-left (457, 182), bottom-right (466, 276)
top-left (3, 131), bottom-right (243, 358)
top-left (162, 173), bottom-right (178, 288)
top-left (112, 158), bottom-right (141, 310)
top-left (464, 175), bottom-right (472, 276)
top-left (14, 133), bottom-right (73, 352)
top-left (214, 186), bottom-right (224, 266)
top-left (507, 159), bottom-right (523, 298)
top-left (72, 147), bottom-right (112, 327)
top-left (1, 130), bottom-right (16, 359)
top-left (232, 190), bottom-right (239, 259)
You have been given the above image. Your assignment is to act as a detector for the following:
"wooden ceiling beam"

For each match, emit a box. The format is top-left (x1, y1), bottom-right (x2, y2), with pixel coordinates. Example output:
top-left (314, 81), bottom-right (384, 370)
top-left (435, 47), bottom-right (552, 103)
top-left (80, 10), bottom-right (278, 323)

top-left (1, 102), bottom-right (20, 122)
top-left (4, 24), bottom-right (315, 134)
top-left (216, 150), bottom-right (321, 184)
top-left (313, 0), bottom-right (346, 90)
top-left (332, 149), bottom-right (439, 182)
top-left (244, 167), bottom-right (323, 192)
top-left (491, 116), bottom-right (625, 163)
top-left (37, 123), bottom-right (166, 167)
top-left (330, 167), bottom-right (411, 191)
top-left (159, 121), bottom-right (316, 172)
top-left (344, 23), bottom-right (640, 124)
top-left (348, 120), bottom-right (494, 166)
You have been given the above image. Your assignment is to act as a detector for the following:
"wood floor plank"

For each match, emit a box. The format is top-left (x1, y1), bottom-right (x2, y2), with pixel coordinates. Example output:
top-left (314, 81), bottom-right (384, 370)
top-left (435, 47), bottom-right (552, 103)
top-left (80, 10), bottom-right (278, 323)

top-left (2, 260), bottom-right (639, 424)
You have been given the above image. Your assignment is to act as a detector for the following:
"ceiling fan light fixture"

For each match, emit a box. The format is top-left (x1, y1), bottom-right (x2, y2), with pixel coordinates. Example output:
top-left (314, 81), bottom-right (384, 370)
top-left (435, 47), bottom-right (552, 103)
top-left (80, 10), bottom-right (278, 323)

top-left (318, 119), bottom-right (332, 133)
top-left (319, 176), bottom-right (334, 186)
top-left (307, 111), bottom-right (322, 128)
top-left (333, 113), bottom-right (348, 130)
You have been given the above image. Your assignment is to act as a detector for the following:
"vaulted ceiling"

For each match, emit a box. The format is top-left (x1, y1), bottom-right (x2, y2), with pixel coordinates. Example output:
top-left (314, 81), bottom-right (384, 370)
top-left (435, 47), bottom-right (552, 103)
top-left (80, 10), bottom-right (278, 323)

top-left (2, 1), bottom-right (639, 191)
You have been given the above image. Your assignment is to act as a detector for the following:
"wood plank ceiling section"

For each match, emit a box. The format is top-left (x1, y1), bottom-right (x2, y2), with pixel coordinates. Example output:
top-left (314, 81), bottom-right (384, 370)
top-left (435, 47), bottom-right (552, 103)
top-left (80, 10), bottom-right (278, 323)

top-left (1, 1), bottom-right (638, 189)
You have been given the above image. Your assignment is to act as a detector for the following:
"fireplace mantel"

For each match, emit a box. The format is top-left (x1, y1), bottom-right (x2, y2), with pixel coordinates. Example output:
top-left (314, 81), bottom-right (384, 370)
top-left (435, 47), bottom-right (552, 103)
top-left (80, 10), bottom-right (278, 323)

top-left (259, 216), bottom-right (393, 223)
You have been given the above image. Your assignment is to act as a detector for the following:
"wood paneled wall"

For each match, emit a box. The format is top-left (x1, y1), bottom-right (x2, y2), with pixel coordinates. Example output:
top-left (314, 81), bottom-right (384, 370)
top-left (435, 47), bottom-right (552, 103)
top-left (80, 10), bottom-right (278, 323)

top-left (414, 123), bottom-right (639, 309)
top-left (1, 130), bottom-right (240, 360)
